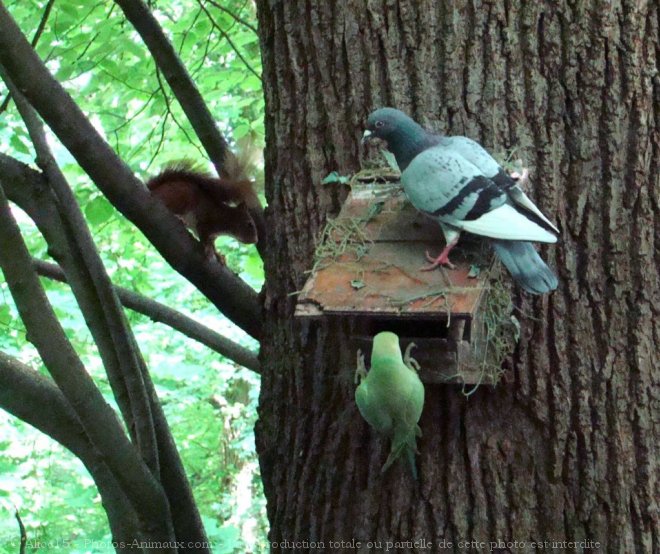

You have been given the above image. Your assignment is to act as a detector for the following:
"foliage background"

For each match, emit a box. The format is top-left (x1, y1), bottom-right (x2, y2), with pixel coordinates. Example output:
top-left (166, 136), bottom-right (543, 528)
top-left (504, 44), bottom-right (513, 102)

top-left (0, 0), bottom-right (267, 552)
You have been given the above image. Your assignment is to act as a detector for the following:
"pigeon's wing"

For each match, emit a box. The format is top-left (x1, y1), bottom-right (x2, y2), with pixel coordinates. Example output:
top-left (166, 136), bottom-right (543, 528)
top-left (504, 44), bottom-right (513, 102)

top-left (401, 146), bottom-right (505, 221)
top-left (355, 382), bottom-right (393, 435)
top-left (440, 136), bottom-right (501, 178)
top-left (458, 204), bottom-right (557, 242)
top-left (506, 186), bottom-right (559, 234)
top-left (403, 146), bottom-right (557, 243)
top-left (442, 136), bottom-right (559, 234)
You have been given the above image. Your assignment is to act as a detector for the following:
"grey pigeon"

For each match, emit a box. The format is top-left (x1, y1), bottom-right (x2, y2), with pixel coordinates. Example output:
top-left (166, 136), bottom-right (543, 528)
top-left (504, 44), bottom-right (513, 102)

top-left (362, 107), bottom-right (558, 294)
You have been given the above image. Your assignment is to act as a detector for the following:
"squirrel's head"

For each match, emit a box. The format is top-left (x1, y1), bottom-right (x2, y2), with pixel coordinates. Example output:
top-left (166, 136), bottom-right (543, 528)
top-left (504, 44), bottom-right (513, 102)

top-left (229, 203), bottom-right (258, 244)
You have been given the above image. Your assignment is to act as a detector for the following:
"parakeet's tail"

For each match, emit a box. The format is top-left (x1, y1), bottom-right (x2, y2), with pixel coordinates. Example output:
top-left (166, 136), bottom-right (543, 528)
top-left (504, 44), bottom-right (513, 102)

top-left (404, 447), bottom-right (418, 480)
top-left (382, 425), bottom-right (421, 479)
top-left (492, 240), bottom-right (558, 294)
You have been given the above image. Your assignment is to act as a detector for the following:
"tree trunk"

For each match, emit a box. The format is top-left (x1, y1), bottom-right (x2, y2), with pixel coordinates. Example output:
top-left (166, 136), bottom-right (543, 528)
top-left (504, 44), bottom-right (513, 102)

top-left (255, 1), bottom-right (659, 552)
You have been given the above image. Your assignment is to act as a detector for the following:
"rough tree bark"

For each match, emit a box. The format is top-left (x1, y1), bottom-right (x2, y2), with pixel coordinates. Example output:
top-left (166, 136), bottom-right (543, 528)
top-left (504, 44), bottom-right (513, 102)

top-left (255, 1), bottom-right (658, 552)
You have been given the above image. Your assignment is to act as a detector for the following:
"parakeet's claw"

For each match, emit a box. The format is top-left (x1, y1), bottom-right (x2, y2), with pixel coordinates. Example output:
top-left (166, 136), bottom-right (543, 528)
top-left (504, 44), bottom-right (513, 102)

top-left (403, 342), bottom-right (421, 372)
top-left (354, 350), bottom-right (367, 384)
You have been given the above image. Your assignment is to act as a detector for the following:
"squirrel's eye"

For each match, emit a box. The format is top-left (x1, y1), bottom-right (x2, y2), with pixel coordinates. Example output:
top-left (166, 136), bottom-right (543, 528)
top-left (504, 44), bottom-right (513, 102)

top-left (375, 120), bottom-right (384, 129)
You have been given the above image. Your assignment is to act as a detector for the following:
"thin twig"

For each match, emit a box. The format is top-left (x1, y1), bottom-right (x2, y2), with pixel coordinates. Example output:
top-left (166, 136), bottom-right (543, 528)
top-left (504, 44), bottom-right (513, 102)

top-left (14, 508), bottom-right (26, 554)
top-left (205, 0), bottom-right (258, 34)
top-left (33, 258), bottom-right (260, 373)
top-left (0, 0), bottom-right (55, 113)
top-left (195, 0), bottom-right (261, 81)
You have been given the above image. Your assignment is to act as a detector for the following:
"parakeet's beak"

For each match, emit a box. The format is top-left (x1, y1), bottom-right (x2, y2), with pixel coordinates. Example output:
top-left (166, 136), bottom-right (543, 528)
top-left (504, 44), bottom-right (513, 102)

top-left (361, 129), bottom-right (373, 144)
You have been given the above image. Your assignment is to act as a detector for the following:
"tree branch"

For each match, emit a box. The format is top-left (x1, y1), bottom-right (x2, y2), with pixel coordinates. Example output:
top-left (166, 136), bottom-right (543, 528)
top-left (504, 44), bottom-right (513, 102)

top-left (0, 183), bottom-right (174, 541)
top-left (0, 149), bottom-right (213, 548)
top-left (14, 508), bottom-right (26, 554)
top-left (1, 63), bottom-right (160, 476)
top-left (0, 152), bottom-right (259, 372)
top-left (0, 351), bottom-right (141, 545)
top-left (0, 4), bottom-right (262, 339)
top-left (114, 0), bottom-right (229, 175)
top-left (33, 259), bottom-right (261, 373)
top-left (0, 145), bottom-right (219, 550)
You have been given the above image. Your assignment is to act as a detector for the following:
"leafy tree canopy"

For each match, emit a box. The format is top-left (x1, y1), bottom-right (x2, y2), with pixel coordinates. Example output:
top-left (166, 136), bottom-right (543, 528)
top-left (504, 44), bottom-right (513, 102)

top-left (0, 1), bottom-right (267, 552)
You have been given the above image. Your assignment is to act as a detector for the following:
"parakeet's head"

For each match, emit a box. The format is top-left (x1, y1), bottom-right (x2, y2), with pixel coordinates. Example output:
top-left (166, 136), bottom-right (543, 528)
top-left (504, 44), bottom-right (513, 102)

top-left (371, 331), bottom-right (402, 360)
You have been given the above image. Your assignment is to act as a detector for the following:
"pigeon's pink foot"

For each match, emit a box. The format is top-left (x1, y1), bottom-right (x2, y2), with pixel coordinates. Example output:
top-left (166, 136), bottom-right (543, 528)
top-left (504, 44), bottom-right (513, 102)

top-left (509, 167), bottom-right (529, 187)
top-left (420, 239), bottom-right (458, 271)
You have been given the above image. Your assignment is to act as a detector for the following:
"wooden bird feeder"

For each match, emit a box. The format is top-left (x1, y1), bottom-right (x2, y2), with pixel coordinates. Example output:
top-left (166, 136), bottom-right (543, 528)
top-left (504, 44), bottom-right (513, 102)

top-left (295, 176), bottom-right (515, 386)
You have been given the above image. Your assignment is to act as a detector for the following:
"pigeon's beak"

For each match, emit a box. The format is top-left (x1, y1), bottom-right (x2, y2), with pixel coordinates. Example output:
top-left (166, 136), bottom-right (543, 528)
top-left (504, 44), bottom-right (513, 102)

top-left (361, 129), bottom-right (373, 144)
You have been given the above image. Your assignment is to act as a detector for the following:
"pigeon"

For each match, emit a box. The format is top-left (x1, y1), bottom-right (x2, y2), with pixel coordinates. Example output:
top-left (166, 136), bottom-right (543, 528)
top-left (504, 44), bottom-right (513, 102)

top-left (355, 332), bottom-right (424, 478)
top-left (362, 107), bottom-right (559, 294)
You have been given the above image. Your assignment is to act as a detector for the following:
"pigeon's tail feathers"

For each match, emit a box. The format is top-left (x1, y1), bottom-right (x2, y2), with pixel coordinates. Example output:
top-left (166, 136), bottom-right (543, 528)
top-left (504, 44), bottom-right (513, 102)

top-left (492, 240), bottom-right (558, 294)
top-left (457, 204), bottom-right (557, 243)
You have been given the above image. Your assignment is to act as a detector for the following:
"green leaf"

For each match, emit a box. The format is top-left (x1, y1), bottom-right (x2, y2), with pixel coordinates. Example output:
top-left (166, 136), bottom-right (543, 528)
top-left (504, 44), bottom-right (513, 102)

top-left (10, 134), bottom-right (30, 156)
top-left (321, 171), bottom-right (350, 185)
top-left (0, 304), bottom-right (12, 326)
top-left (510, 315), bottom-right (521, 343)
top-left (233, 124), bottom-right (251, 139)
top-left (243, 75), bottom-right (262, 90)
top-left (467, 265), bottom-right (481, 278)
top-left (381, 149), bottom-right (399, 170)
top-left (350, 279), bottom-right (365, 290)
top-left (84, 196), bottom-right (114, 226)
top-left (363, 201), bottom-right (385, 222)
top-left (212, 525), bottom-right (241, 553)
top-left (243, 252), bottom-right (264, 281)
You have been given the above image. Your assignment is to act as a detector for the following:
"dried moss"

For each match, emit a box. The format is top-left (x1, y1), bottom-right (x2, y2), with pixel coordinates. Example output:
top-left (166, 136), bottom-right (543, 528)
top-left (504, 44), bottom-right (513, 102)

top-left (349, 167), bottom-right (401, 187)
top-left (462, 275), bottom-right (519, 395)
top-left (310, 196), bottom-right (386, 273)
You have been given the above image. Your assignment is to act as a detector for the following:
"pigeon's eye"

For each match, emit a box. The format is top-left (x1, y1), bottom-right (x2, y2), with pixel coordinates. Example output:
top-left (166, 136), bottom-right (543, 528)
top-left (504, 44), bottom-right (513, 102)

top-left (375, 120), bottom-right (385, 129)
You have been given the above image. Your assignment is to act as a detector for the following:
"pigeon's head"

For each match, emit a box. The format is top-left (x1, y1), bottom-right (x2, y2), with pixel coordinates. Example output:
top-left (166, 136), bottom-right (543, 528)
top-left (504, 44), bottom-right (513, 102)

top-left (362, 109), bottom-right (429, 169)
top-left (362, 108), bottom-right (415, 145)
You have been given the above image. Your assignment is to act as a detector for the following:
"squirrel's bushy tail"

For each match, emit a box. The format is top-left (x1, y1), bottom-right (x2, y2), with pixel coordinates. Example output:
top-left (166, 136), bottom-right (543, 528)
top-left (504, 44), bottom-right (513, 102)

top-left (219, 138), bottom-right (261, 209)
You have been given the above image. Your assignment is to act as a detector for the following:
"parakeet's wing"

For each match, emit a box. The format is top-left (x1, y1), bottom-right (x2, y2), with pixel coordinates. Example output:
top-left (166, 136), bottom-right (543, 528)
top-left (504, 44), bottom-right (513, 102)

top-left (398, 370), bottom-right (425, 433)
top-left (384, 368), bottom-right (425, 478)
top-left (355, 382), bottom-right (393, 435)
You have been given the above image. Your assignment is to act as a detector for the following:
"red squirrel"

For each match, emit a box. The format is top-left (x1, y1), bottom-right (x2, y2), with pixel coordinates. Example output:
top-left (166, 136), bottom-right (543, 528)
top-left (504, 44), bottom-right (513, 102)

top-left (147, 155), bottom-right (259, 263)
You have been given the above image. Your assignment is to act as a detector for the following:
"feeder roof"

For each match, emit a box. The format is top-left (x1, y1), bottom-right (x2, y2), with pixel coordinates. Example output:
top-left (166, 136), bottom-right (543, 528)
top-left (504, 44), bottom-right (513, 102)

top-left (295, 182), bottom-right (493, 319)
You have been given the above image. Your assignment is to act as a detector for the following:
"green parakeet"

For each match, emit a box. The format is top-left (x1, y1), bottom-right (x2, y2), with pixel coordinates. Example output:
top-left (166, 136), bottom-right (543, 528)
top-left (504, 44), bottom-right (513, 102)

top-left (354, 331), bottom-right (425, 478)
